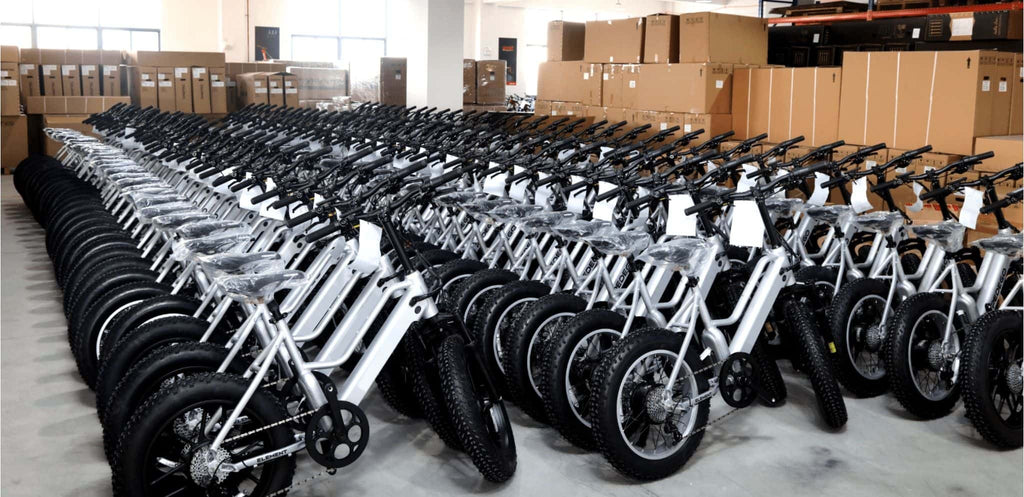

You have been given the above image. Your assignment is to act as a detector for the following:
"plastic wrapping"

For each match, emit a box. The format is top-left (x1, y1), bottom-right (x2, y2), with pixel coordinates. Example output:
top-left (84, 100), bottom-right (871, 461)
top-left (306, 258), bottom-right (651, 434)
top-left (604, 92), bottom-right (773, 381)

top-left (519, 211), bottom-right (577, 233)
top-left (910, 221), bottom-right (966, 253)
top-left (171, 233), bottom-right (253, 261)
top-left (197, 252), bottom-right (285, 278)
top-left (804, 205), bottom-right (854, 226)
top-left (972, 232), bottom-right (1024, 257)
top-left (853, 211), bottom-right (905, 235)
top-left (216, 270), bottom-right (307, 302)
top-left (584, 231), bottom-right (652, 256)
top-left (765, 197), bottom-right (805, 218)
top-left (175, 220), bottom-right (250, 240)
top-left (551, 219), bottom-right (616, 240)
top-left (639, 238), bottom-right (713, 276)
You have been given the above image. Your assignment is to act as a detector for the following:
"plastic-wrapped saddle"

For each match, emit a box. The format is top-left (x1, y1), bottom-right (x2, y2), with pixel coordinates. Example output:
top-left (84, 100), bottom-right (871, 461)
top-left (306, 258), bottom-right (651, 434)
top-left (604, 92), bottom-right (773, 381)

top-left (639, 238), bottom-right (713, 276)
top-left (197, 252), bottom-right (285, 278)
top-left (853, 211), bottom-right (905, 234)
top-left (175, 220), bottom-right (249, 240)
top-left (583, 230), bottom-right (652, 256)
top-left (804, 205), bottom-right (854, 226)
top-left (216, 270), bottom-right (307, 303)
top-left (519, 211), bottom-right (577, 233)
top-left (551, 219), bottom-right (616, 240)
top-left (766, 197), bottom-right (804, 218)
top-left (910, 221), bottom-right (966, 253)
top-left (972, 232), bottom-right (1024, 258)
top-left (488, 204), bottom-right (545, 223)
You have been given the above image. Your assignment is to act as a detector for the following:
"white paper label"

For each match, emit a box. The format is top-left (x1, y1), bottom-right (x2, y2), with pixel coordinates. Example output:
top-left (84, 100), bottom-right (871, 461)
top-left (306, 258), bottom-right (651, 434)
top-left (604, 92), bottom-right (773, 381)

top-left (683, 124), bottom-right (692, 133)
top-left (271, 88), bottom-right (283, 94)
top-left (951, 17), bottom-right (974, 37)
top-left (982, 79), bottom-right (991, 92)
top-left (212, 81), bottom-right (225, 87)
top-left (174, 67), bottom-right (187, 77)
top-left (958, 187), bottom-right (984, 229)
top-left (667, 194), bottom-right (697, 236)
top-left (583, 72), bottom-right (589, 80)
top-left (285, 80), bottom-right (293, 87)
top-left (808, 172), bottom-right (830, 206)
top-left (0, 79), bottom-right (15, 86)
top-left (482, 173), bottom-right (507, 195)
top-left (912, 28), bottom-right (921, 39)
top-left (81, 65), bottom-right (96, 75)
top-left (603, 73), bottom-right (609, 80)
top-left (851, 177), bottom-right (874, 213)
top-left (813, 33), bottom-right (820, 43)
top-left (509, 178), bottom-right (529, 201)
top-left (738, 164), bottom-right (759, 192)
top-left (659, 122), bottom-right (667, 131)
top-left (42, 64), bottom-right (57, 73)
top-left (352, 220), bottom-right (383, 274)
top-left (908, 182), bottom-right (924, 212)
top-left (286, 88), bottom-right (297, 94)
top-left (535, 172), bottom-right (553, 207)
top-left (19, 64), bottom-right (30, 75)
top-left (628, 80), bottom-right (636, 89)
top-left (61, 66), bottom-right (72, 76)
top-left (159, 81), bottom-right (172, 87)
top-left (103, 66), bottom-right (116, 76)
top-left (192, 67), bottom-right (206, 77)
top-left (142, 81), bottom-right (155, 87)
top-left (998, 80), bottom-right (1008, 92)
top-left (715, 79), bottom-right (724, 89)
top-left (255, 88), bottom-right (267, 94)
top-left (567, 175), bottom-right (587, 214)
top-left (730, 201), bottom-right (765, 248)
top-left (0, 70), bottom-right (7, 78)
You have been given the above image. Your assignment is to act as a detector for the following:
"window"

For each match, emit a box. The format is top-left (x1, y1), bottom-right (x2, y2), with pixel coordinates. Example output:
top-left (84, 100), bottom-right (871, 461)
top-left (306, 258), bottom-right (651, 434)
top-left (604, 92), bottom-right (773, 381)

top-left (292, 35), bottom-right (339, 62)
top-left (290, 0), bottom-right (387, 62)
top-left (0, 0), bottom-right (160, 50)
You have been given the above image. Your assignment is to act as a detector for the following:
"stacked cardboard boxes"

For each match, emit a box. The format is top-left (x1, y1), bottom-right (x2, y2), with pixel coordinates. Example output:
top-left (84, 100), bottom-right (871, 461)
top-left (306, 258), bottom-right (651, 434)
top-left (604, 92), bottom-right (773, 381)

top-left (462, 59), bottom-right (507, 108)
top-left (1, 45), bottom-right (27, 173)
top-left (124, 51), bottom-right (226, 114)
top-left (732, 66), bottom-right (842, 145)
top-left (536, 12), bottom-right (768, 144)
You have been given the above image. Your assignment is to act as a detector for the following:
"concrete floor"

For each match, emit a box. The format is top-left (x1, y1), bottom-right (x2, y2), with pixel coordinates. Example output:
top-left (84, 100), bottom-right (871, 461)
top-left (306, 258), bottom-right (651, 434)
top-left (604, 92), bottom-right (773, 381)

top-left (1, 174), bottom-right (1021, 497)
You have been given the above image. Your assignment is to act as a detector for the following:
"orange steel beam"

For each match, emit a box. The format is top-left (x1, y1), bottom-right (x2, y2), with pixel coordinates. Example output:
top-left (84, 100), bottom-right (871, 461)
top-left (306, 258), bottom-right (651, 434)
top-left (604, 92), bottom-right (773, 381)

top-left (767, 2), bottom-right (1023, 24)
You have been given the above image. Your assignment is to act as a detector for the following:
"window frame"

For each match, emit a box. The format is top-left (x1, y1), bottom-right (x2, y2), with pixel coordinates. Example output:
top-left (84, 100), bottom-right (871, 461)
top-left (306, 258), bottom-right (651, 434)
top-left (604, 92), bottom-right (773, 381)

top-left (1, 22), bottom-right (161, 50)
top-left (290, 0), bottom-right (387, 61)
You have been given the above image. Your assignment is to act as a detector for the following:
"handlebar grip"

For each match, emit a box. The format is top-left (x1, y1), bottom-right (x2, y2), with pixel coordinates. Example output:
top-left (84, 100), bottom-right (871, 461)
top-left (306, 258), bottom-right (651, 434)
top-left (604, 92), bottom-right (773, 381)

top-left (741, 133), bottom-right (769, 145)
top-left (343, 146), bottom-right (377, 164)
top-left (624, 194), bottom-right (653, 210)
top-left (251, 188), bottom-right (281, 203)
top-left (301, 147), bottom-right (333, 161)
top-left (229, 178), bottom-right (256, 192)
top-left (286, 209), bottom-right (319, 228)
top-left (211, 175), bottom-right (234, 187)
top-left (304, 223), bottom-right (343, 243)
top-left (684, 199), bottom-right (719, 216)
top-left (871, 177), bottom-right (904, 193)
top-left (722, 154), bottom-right (758, 171)
top-left (919, 187), bottom-right (950, 202)
top-left (271, 196), bottom-right (299, 209)
top-left (197, 167), bottom-right (222, 180)
top-left (821, 177), bottom-right (845, 188)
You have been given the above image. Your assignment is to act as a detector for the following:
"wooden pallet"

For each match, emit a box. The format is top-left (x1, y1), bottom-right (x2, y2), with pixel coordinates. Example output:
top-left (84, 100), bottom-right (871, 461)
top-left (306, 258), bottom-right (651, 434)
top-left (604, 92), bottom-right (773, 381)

top-left (771, 1), bottom-right (868, 16)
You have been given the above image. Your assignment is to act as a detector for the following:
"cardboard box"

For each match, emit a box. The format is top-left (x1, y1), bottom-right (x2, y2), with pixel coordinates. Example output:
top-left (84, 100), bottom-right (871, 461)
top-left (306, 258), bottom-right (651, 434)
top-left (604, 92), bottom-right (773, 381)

top-left (282, 73), bottom-right (298, 106)
top-left (476, 60), bottom-right (507, 105)
top-left (679, 12), bottom-right (767, 65)
top-left (633, 63), bottom-right (733, 114)
top-left (684, 113), bottom-right (732, 144)
top-left (925, 11), bottom-right (1023, 42)
top-left (584, 18), bottom-right (645, 64)
top-left (128, 51), bottom-right (226, 68)
top-left (538, 61), bottom-right (602, 105)
top-left (601, 64), bottom-right (640, 109)
top-left (534, 100), bottom-right (551, 115)
top-left (61, 49), bottom-right (82, 97)
top-left (266, 72), bottom-right (284, 106)
top-left (463, 59), bottom-right (476, 104)
top-left (0, 46), bottom-right (17, 63)
top-left (209, 67), bottom-right (227, 113)
top-left (830, 145), bottom-right (889, 205)
top-left (173, 66), bottom-right (193, 112)
top-left (1, 62), bottom-right (20, 116)
top-left (285, 66), bottom-right (348, 100)
top-left (886, 150), bottom-right (962, 206)
top-left (128, 66), bottom-right (157, 108)
top-left (731, 66), bottom-right (769, 140)
top-left (379, 57), bottom-right (406, 106)
top-left (838, 50), bottom-right (1013, 155)
top-left (235, 72), bottom-right (269, 106)
top-left (41, 115), bottom-right (98, 155)
top-left (583, 105), bottom-right (630, 129)
top-left (1011, 53), bottom-right (1023, 135)
top-left (743, 67), bottom-right (841, 145)
top-left (974, 135), bottom-right (1023, 173)
top-left (1, 115), bottom-right (27, 172)
top-left (79, 50), bottom-right (101, 96)
top-left (256, 62), bottom-right (287, 73)
top-left (156, 67), bottom-right (176, 111)
top-left (191, 67), bottom-right (211, 113)
top-left (548, 21), bottom-right (586, 62)
top-left (644, 14), bottom-right (679, 64)
top-left (100, 50), bottom-right (122, 96)
top-left (23, 96), bottom-right (125, 115)
top-left (17, 49), bottom-right (41, 100)
top-left (36, 49), bottom-right (65, 96)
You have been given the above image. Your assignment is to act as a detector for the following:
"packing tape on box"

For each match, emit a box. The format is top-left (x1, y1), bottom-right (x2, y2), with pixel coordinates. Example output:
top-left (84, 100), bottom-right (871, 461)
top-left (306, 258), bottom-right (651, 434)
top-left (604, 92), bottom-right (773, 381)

top-left (924, 52), bottom-right (938, 146)
top-left (862, 53), bottom-right (870, 145)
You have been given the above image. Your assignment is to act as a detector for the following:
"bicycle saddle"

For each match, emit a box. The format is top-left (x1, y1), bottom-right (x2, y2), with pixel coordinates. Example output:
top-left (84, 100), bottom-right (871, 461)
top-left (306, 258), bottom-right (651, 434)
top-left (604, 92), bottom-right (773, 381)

top-left (583, 230), bottom-right (652, 256)
top-left (175, 219), bottom-right (249, 240)
top-left (138, 202), bottom-right (200, 222)
top-left (910, 221), bottom-right (965, 253)
top-left (172, 233), bottom-right (254, 261)
top-left (551, 219), bottom-right (616, 240)
top-left (804, 205), bottom-right (853, 225)
top-left (853, 211), bottom-right (904, 234)
top-left (972, 232), bottom-right (1024, 258)
top-left (435, 191), bottom-right (491, 207)
top-left (488, 204), bottom-right (545, 223)
top-left (519, 211), bottom-right (577, 233)
top-left (122, 185), bottom-right (177, 196)
top-left (463, 198), bottom-right (518, 222)
top-left (766, 197), bottom-right (804, 218)
top-left (130, 193), bottom-right (188, 209)
top-left (197, 252), bottom-right (285, 278)
top-left (152, 211), bottom-right (214, 230)
top-left (217, 270), bottom-right (307, 303)
top-left (115, 176), bottom-right (163, 189)
top-left (639, 237), bottom-right (713, 276)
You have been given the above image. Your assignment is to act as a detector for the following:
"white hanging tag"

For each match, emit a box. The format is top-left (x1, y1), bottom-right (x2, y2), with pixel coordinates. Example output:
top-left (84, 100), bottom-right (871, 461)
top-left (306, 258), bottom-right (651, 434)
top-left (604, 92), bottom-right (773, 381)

top-left (907, 182), bottom-right (924, 212)
top-left (850, 177), bottom-right (874, 213)
top-left (264, 177), bottom-right (277, 191)
top-left (599, 146), bottom-right (614, 159)
top-left (598, 181), bottom-right (616, 196)
top-left (771, 170), bottom-right (787, 198)
top-left (958, 187), bottom-right (984, 229)
top-left (666, 194), bottom-right (697, 236)
top-left (593, 200), bottom-right (615, 221)
top-left (567, 176), bottom-right (587, 214)
top-left (729, 200), bottom-right (765, 248)
top-left (808, 172), bottom-right (830, 206)
top-left (509, 178), bottom-right (530, 201)
top-left (446, 154), bottom-right (458, 163)
top-left (535, 172), bottom-right (553, 207)
top-left (313, 193), bottom-right (324, 207)
top-left (482, 173), bottom-right (508, 195)
top-left (737, 164), bottom-right (758, 192)
top-left (351, 220), bottom-right (383, 274)
top-left (557, 149), bottom-right (575, 161)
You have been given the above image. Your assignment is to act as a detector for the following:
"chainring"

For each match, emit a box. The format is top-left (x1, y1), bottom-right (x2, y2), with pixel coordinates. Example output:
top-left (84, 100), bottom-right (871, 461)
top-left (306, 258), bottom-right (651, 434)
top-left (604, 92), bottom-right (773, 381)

top-left (304, 401), bottom-right (370, 469)
top-left (718, 352), bottom-right (758, 409)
